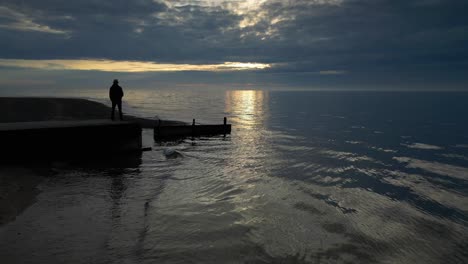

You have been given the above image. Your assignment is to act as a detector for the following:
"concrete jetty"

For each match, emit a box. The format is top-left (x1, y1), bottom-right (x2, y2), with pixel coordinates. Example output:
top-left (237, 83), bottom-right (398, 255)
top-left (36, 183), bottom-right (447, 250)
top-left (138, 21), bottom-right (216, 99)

top-left (0, 120), bottom-right (142, 161)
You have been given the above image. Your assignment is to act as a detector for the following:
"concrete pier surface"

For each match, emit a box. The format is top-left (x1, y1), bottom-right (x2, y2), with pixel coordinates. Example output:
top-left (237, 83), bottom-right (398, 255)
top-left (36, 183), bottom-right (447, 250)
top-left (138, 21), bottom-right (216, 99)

top-left (0, 119), bottom-right (136, 131)
top-left (0, 119), bottom-right (142, 161)
top-left (0, 97), bottom-right (184, 128)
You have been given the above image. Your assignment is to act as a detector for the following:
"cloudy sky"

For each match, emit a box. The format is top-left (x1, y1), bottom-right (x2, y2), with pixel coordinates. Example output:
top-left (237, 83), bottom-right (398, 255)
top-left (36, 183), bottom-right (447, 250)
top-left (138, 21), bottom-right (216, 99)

top-left (0, 0), bottom-right (467, 91)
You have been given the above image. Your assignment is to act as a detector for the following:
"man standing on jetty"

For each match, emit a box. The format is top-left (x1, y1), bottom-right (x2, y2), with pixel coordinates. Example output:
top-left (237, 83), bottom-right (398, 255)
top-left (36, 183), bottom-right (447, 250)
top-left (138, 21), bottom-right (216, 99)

top-left (109, 79), bottom-right (124, 121)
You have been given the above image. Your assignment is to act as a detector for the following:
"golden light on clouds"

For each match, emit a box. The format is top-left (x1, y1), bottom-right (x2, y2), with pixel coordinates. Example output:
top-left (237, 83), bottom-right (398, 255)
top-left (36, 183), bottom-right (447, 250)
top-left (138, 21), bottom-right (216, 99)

top-left (0, 59), bottom-right (271, 72)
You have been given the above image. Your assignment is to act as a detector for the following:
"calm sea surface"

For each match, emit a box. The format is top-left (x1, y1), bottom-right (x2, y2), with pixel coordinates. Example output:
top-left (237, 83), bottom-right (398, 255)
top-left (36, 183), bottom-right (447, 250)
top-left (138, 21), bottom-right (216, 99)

top-left (1, 90), bottom-right (468, 263)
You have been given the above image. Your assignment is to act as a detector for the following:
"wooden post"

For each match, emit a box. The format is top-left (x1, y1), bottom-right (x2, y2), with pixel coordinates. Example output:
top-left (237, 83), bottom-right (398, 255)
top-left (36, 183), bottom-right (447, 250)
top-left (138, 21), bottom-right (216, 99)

top-left (223, 117), bottom-right (227, 137)
top-left (192, 119), bottom-right (195, 139)
top-left (154, 119), bottom-right (161, 140)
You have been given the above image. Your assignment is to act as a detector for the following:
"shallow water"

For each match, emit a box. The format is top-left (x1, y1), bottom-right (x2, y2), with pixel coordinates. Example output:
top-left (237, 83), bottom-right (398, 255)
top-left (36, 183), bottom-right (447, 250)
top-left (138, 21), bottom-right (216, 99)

top-left (1, 90), bottom-right (468, 263)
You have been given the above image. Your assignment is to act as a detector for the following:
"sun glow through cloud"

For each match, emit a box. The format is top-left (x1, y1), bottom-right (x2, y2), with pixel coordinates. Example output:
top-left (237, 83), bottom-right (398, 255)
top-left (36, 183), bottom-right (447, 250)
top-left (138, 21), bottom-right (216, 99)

top-left (0, 59), bottom-right (271, 72)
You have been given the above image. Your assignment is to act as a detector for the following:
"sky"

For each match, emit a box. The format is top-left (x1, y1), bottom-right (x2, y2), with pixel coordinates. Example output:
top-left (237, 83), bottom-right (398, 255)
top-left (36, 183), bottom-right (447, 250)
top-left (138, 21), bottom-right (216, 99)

top-left (0, 0), bottom-right (467, 91)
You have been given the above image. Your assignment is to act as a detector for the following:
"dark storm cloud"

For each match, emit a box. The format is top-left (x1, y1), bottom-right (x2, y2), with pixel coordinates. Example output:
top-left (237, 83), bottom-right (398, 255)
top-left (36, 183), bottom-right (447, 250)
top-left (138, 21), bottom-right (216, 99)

top-left (241, 0), bottom-right (468, 73)
top-left (1, 0), bottom-right (165, 16)
top-left (0, 0), bottom-right (467, 88)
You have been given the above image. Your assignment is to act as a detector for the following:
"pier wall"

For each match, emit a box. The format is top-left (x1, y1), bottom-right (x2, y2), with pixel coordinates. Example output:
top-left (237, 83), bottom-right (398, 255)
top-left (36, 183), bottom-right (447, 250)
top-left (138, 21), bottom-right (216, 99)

top-left (0, 120), bottom-right (142, 161)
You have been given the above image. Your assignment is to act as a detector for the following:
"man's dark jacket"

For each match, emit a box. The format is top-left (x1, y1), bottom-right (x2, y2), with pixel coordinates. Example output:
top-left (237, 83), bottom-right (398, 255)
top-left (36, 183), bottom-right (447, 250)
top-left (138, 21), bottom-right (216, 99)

top-left (109, 84), bottom-right (124, 101)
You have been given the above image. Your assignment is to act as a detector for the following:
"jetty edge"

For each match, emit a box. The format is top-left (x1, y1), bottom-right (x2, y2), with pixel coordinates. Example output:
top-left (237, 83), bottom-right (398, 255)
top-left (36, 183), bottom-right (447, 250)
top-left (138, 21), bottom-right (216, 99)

top-left (154, 117), bottom-right (231, 140)
top-left (0, 120), bottom-right (143, 161)
top-left (0, 97), bottom-right (181, 161)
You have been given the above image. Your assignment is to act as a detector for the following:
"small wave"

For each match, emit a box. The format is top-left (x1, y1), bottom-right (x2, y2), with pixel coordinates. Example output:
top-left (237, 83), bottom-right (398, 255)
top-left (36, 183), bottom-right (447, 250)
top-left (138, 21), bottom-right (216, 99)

top-left (345, 141), bottom-right (363, 145)
top-left (440, 154), bottom-right (468, 161)
top-left (394, 157), bottom-right (468, 180)
top-left (402, 143), bottom-right (443, 150)
top-left (275, 144), bottom-right (316, 152)
top-left (370, 146), bottom-right (397, 153)
top-left (320, 150), bottom-right (378, 163)
top-left (382, 170), bottom-right (468, 212)
top-left (299, 187), bottom-right (357, 214)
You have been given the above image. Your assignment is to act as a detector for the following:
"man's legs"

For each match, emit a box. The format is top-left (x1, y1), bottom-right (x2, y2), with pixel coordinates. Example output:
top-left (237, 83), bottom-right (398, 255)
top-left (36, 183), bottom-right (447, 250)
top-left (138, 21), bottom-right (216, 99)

top-left (111, 101), bottom-right (116, 120)
top-left (117, 101), bottom-right (123, 120)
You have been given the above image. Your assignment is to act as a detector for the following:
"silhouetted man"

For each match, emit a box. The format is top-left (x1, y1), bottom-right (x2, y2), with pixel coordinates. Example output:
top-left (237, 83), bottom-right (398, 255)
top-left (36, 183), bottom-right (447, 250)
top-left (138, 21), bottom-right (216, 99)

top-left (109, 79), bottom-right (124, 120)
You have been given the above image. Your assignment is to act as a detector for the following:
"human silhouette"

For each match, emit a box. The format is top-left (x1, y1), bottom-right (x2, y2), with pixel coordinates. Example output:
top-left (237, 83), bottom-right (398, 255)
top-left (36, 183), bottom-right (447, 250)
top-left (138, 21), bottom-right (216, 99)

top-left (109, 79), bottom-right (124, 120)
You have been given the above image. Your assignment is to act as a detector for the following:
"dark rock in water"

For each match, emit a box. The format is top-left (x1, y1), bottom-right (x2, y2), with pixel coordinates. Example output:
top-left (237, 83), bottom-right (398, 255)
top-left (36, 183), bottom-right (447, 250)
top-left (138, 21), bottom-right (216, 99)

top-left (163, 148), bottom-right (182, 159)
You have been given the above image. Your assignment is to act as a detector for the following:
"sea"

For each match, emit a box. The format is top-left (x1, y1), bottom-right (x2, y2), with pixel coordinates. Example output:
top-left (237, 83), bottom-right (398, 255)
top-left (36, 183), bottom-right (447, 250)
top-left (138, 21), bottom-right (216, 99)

top-left (1, 89), bottom-right (468, 263)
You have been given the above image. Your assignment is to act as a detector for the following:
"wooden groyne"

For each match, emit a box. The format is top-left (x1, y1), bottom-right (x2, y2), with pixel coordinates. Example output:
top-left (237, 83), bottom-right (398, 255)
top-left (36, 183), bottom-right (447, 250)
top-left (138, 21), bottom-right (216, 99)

top-left (0, 120), bottom-right (142, 161)
top-left (154, 117), bottom-right (231, 140)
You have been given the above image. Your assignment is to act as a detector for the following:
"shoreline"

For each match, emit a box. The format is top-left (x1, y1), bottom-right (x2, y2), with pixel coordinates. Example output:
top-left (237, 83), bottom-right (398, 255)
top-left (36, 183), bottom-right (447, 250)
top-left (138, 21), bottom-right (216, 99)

top-left (0, 97), bottom-right (185, 128)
